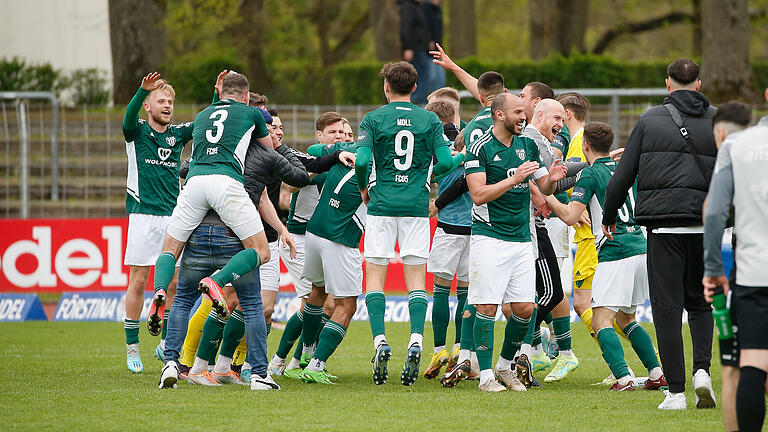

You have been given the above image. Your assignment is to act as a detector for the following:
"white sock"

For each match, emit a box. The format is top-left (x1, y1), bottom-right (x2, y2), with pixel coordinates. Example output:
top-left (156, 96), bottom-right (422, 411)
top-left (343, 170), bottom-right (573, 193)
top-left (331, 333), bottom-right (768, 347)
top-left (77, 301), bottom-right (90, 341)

top-left (479, 368), bottom-right (494, 384)
top-left (286, 357), bottom-right (301, 369)
top-left (159, 339), bottom-right (165, 350)
top-left (271, 354), bottom-right (285, 364)
top-left (214, 355), bottom-right (232, 374)
top-left (618, 375), bottom-right (633, 386)
top-left (649, 366), bottom-right (663, 381)
top-left (190, 357), bottom-right (208, 375)
top-left (559, 349), bottom-right (573, 356)
top-left (303, 343), bottom-right (316, 356)
top-left (306, 358), bottom-right (325, 373)
top-left (496, 356), bottom-right (513, 371)
top-left (520, 343), bottom-right (533, 359)
top-left (242, 361), bottom-right (251, 372)
top-left (470, 352), bottom-right (479, 370)
top-left (408, 333), bottom-right (423, 349)
top-left (458, 349), bottom-right (471, 363)
top-left (373, 335), bottom-right (387, 350)
top-left (452, 343), bottom-right (460, 352)
top-left (532, 343), bottom-right (542, 354)
top-left (434, 345), bottom-right (446, 354)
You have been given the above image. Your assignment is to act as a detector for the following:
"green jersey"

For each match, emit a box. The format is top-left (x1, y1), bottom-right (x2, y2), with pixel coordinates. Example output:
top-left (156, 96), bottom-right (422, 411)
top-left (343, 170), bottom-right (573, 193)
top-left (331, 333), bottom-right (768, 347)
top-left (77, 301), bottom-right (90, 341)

top-left (307, 142), bottom-right (366, 248)
top-left (463, 106), bottom-right (493, 149)
top-left (465, 130), bottom-right (547, 242)
top-left (123, 88), bottom-right (192, 216)
top-left (570, 157), bottom-right (646, 262)
top-left (358, 101), bottom-right (450, 217)
top-left (552, 124), bottom-right (570, 156)
top-left (187, 99), bottom-right (270, 184)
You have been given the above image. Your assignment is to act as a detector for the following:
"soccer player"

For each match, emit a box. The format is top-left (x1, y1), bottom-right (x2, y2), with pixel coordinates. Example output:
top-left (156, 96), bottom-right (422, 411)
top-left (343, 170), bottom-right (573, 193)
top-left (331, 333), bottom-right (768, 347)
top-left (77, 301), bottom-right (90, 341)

top-left (518, 99), bottom-right (585, 382)
top-left (448, 93), bottom-right (566, 392)
top-left (427, 87), bottom-right (464, 127)
top-left (155, 70), bottom-right (276, 385)
top-left (354, 61), bottom-right (456, 386)
top-left (544, 122), bottom-right (666, 392)
top-left (123, 72), bottom-right (191, 373)
top-left (296, 140), bottom-right (364, 384)
top-left (422, 100), bottom-right (468, 379)
top-left (273, 112), bottom-right (349, 378)
top-left (342, 117), bottom-right (355, 142)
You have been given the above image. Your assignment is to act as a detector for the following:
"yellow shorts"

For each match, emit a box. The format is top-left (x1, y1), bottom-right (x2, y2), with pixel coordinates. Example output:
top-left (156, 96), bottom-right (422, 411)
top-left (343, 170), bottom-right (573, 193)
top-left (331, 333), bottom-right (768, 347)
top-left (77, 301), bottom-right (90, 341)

top-left (573, 239), bottom-right (597, 290)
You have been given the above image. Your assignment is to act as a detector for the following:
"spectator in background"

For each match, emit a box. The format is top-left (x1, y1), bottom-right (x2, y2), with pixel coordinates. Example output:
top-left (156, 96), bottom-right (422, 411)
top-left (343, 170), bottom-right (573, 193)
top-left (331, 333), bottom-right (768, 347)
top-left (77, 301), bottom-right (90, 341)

top-left (601, 59), bottom-right (717, 411)
top-left (422, 0), bottom-right (445, 93)
top-left (399, 0), bottom-right (432, 104)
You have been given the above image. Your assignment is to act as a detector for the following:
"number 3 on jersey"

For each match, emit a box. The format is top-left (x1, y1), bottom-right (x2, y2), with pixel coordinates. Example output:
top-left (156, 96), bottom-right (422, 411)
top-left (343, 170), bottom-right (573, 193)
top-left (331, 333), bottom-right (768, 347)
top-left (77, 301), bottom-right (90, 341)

top-left (206, 109), bottom-right (228, 143)
top-left (394, 130), bottom-right (414, 170)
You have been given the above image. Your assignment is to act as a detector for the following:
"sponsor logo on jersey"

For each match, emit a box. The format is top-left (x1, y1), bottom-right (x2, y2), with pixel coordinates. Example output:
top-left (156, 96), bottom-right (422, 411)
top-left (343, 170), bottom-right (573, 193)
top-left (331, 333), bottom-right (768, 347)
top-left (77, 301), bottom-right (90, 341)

top-left (158, 148), bottom-right (172, 161)
top-left (465, 160), bottom-right (479, 169)
top-left (516, 149), bottom-right (526, 160)
top-left (571, 187), bottom-right (586, 198)
top-left (166, 136), bottom-right (176, 147)
top-left (357, 130), bottom-right (367, 142)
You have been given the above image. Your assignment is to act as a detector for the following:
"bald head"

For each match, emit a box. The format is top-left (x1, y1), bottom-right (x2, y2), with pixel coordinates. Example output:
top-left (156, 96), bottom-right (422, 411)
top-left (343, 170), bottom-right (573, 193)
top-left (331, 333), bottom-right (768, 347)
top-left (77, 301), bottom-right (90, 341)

top-left (490, 93), bottom-right (519, 115)
top-left (532, 99), bottom-right (565, 142)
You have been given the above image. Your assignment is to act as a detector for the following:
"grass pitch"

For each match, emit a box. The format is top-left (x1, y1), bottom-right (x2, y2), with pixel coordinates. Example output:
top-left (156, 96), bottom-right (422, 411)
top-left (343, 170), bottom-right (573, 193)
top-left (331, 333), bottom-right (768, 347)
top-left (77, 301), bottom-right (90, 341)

top-left (1, 321), bottom-right (723, 431)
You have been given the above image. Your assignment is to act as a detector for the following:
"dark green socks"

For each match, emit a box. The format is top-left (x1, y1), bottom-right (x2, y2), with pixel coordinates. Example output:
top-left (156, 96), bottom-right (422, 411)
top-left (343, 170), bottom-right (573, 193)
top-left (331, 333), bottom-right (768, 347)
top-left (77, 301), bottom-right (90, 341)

top-left (211, 248), bottom-right (261, 287)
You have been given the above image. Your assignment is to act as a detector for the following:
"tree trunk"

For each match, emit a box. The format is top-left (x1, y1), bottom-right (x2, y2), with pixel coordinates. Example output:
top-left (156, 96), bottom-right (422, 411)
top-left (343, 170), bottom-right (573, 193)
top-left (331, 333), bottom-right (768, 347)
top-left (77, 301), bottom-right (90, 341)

top-left (555, 0), bottom-right (588, 55)
top-left (108, 0), bottom-right (167, 104)
top-left (449, 0), bottom-right (476, 58)
top-left (701, 0), bottom-right (753, 103)
top-left (231, 0), bottom-right (272, 94)
top-left (529, 0), bottom-right (553, 59)
top-left (370, 0), bottom-right (401, 61)
top-left (691, 0), bottom-right (702, 56)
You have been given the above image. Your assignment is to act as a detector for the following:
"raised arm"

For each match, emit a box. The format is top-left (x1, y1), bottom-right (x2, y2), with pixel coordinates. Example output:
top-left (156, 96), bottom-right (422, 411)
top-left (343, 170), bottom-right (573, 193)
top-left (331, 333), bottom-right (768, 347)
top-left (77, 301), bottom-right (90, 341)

top-left (257, 188), bottom-right (296, 258)
top-left (123, 72), bottom-right (164, 132)
top-left (429, 44), bottom-right (480, 101)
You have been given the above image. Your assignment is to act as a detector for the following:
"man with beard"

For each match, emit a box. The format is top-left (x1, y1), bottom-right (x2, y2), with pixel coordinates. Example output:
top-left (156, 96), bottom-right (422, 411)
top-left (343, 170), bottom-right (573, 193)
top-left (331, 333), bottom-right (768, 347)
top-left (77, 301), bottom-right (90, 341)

top-left (123, 72), bottom-right (192, 373)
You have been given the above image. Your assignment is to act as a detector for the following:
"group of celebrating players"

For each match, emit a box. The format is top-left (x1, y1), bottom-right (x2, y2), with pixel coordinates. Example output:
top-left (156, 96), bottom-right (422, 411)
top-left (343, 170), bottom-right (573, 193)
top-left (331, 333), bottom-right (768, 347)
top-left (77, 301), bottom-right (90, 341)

top-left (120, 44), bottom-right (685, 399)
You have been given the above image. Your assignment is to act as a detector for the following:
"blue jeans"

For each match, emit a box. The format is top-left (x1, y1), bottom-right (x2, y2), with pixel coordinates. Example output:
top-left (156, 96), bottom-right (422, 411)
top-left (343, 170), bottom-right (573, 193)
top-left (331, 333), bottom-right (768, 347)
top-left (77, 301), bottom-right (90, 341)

top-left (411, 50), bottom-right (434, 105)
top-left (164, 224), bottom-right (269, 377)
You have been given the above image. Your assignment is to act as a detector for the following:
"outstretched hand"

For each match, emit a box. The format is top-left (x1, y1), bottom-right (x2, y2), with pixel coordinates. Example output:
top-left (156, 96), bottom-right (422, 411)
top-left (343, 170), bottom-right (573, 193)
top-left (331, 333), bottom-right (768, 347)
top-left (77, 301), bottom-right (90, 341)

top-left (141, 72), bottom-right (164, 91)
top-left (215, 69), bottom-right (228, 96)
top-left (429, 43), bottom-right (457, 71)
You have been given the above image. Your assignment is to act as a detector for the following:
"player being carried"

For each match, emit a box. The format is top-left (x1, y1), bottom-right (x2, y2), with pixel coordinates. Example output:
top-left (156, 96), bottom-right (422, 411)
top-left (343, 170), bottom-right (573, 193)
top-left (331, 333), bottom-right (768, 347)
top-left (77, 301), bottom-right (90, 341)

top-left (543, 122), bottom-right (667, 392)
top-left (354, 61), bottom-right (459, 386)
top-left (123, 72), bottom-right (192, 373)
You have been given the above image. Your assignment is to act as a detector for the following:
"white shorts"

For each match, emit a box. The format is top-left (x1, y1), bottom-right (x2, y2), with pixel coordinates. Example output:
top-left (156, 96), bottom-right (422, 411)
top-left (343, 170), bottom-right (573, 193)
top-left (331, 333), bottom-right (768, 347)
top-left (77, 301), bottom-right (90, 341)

top-left (279, 233), bottom-right (313, 297)
top-left (259, 241), bottom-right (280, 292)
top-left (427, 228), bottom-right (470, 282)
top-left (467, 235), bottom-right (536, 305)
top-left (364, 215), bottom-right (430, 265)
top-left (167, 174), bottom-right (263, 242)
top-left (302, 232), bottom-right (363, 298)
top-left (124, 213), bottom-right (169, 266)
top-left (591, 254), bottom-right (649, 313)
top-left (544, 217), bottom-right (569, 259)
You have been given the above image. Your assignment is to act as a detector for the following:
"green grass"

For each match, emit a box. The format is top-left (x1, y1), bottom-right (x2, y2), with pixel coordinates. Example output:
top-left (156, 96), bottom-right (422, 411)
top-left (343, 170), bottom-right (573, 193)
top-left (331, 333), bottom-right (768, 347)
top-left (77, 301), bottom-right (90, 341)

top-left (0, 321), bottom-right (723, 431)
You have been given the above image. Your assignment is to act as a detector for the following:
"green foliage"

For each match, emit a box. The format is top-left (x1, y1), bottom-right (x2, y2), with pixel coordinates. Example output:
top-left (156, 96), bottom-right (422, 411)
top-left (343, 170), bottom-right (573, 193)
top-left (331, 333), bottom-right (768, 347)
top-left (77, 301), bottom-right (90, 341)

top-left (60, 68), bottom-right (111, 106)
top-left (167, 54), bottom-right (246, 104)
top-left (0, 57), bottom-right (60, 92)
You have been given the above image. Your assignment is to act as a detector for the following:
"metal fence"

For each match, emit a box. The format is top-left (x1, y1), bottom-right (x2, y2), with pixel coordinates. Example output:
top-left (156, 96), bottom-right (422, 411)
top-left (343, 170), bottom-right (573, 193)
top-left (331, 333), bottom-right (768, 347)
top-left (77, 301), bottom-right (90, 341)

top-left (0, 88), bottom-right (752, 219)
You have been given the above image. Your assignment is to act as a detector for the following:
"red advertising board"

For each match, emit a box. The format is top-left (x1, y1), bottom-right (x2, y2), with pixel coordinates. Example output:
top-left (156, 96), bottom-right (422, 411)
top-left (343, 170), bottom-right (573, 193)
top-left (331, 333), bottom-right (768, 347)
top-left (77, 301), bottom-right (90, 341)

top-left (0, 218), bottom-right (440, 292)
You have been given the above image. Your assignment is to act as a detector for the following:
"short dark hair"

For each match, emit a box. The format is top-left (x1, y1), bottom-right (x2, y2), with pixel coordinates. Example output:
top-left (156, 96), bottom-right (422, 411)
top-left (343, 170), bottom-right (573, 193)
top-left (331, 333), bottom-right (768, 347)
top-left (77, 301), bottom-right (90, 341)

top-left (525, 81), bottom-right (554, 100)
top-left (490, 93), bottom-right (512, 119)
top-left (584, 122), bottom-right (614, 154)
top-left (478, 71), bottom-right (505, 99)
top-left (425, 100), bottom-right (456, 124)
top-left (315, 111), bottom-right (344, 132)
top-left (557, 92), bottom-right (590, 122)
top-left (712, 101), bottom-right (751, 128)
top-left (221, 72), bottom-right (249, 96)
top-left (267, 108), bottom-right (279, 118)
top-left (667, 59), bottom-right (699, 85)
top-left (380, 62), bottom-right (418, 95)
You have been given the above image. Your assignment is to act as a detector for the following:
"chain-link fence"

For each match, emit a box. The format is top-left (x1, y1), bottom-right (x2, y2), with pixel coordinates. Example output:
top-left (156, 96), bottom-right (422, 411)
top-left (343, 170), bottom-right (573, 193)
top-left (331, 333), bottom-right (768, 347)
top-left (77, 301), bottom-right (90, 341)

top-left (1, 89), bottom-right (756, 219)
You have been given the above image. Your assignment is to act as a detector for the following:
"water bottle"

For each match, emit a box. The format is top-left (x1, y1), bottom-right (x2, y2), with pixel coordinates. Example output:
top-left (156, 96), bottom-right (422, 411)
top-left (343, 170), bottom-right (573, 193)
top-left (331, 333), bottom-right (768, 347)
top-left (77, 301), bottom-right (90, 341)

top-left (711, 286), bottom-right (733, 340)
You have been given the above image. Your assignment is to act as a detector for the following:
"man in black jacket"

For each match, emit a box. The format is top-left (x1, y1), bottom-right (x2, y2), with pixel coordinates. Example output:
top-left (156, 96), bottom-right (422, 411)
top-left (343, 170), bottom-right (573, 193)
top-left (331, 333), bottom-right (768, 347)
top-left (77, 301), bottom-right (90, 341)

top-left (601, 58), bottom-right (716, 410)
top-left (399, 0), bottom-right (433, 104)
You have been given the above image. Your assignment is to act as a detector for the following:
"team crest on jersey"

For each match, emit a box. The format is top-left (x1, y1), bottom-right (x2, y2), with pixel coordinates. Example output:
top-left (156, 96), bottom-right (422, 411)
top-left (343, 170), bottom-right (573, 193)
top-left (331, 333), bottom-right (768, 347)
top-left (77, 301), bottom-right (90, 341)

top-left (158, 148), bottom-right (172, 161)
top-left (166, 136), bottom-right (176, 147)
top-left (516, 149), bottom-right (526, 160)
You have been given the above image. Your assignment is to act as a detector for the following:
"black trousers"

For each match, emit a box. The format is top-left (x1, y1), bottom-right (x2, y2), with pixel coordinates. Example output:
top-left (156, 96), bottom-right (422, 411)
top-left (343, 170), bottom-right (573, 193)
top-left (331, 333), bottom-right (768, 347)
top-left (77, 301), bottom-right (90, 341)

top-left (535, 225), bottom-right (564, 325)
top-left (647, 232), bottom-right (714, 393)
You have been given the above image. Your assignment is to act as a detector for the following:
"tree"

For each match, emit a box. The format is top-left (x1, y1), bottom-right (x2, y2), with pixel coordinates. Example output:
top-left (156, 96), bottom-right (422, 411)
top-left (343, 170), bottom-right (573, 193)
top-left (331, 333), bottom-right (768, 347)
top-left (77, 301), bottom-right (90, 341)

top-left (109, 0), bottom-right (167, 103)
top-left (528, 0), bottom-right (588, 59)
top-left (449, 0), bottom-right (476, 58)
top-left (370, 0), bottom-right (401, 61)
top-left (701, 0), bottom-right (754, 102)
top-left (229, 0), bottom-right (272, 93)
